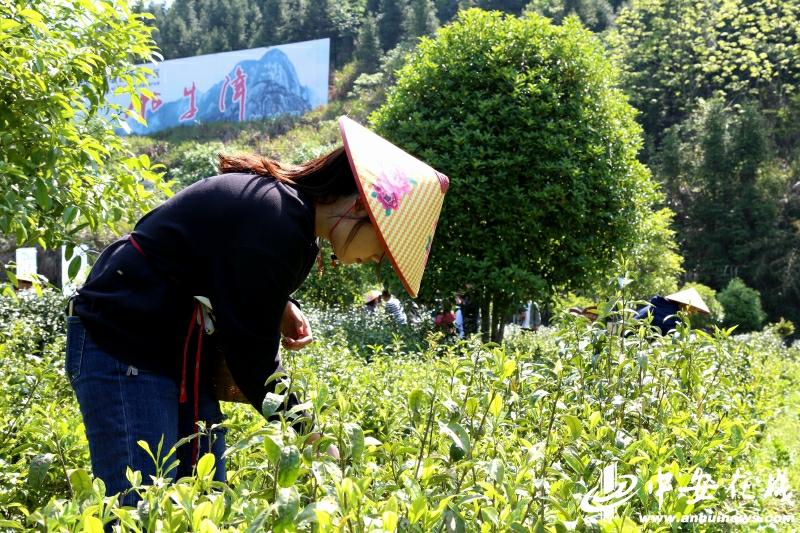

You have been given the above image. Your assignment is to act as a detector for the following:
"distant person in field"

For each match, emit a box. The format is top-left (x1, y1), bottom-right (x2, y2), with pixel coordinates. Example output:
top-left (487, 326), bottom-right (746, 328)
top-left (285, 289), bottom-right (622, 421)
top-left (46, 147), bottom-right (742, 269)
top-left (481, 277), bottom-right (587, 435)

top-left (14, 273), bottom-right (34, 292)
top-left (520, 300), bottom-right (541, 331)
top-left (363, 289), bottom-right (382, 314)
top-left (454, 293), bottom-right (465, 338)
top-left (459, 289), bottom-right (480, 336)
top-left (435, 302), bottom-right (457, 336)
top-left (64, 117), bottom-right (449, 506)
top-left (634, 288), bottom-right (710, 335)
top-left (381, 288), bottom-right (407, 324)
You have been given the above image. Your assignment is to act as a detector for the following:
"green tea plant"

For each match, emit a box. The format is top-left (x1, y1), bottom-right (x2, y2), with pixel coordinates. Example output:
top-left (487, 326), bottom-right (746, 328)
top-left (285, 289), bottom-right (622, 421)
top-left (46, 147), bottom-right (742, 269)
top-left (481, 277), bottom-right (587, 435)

top-left (0, 289), bottom-right (67, 348)
top-left (0, 291), bottom-right (797, 531)
top-left (304, 306), bottom-right (436, 359)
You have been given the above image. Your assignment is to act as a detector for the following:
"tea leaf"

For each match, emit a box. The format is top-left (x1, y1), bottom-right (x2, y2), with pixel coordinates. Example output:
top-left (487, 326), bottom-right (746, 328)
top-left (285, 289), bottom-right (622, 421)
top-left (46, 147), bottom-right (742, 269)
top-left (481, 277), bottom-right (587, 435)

top-left (27, 453), bottom-right (53, 489)
top-left (277, 446), bottom-right (301, 487)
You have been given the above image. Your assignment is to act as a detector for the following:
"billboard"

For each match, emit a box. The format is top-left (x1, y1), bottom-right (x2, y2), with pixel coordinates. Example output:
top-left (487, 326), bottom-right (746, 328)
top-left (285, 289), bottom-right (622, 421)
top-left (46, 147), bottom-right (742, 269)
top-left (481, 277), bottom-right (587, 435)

top-left (107, 38), bottom-right (330, 135)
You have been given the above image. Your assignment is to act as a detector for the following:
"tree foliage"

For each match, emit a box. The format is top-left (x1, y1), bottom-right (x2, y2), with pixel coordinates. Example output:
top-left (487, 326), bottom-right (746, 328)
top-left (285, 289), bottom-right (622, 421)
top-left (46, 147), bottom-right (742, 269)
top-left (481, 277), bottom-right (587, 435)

top-left (620, 207), bottom-right (684, 301)
top-left (144, 0), bottom-right (535, 70)
top-left (371, 10), bottom-right (662, 341)
top-left (402, 0), bottom-right (440, 40)
top-left (525, 0), bottom-right (615, 32)
top-left (655, 98), bottom-right (800, 326)
top-left (609, 0), bottom-right (800, 154)
top-left (0, 0), bottom-right (169, 251)
top-left (354, 11), bottom-right (382, 73)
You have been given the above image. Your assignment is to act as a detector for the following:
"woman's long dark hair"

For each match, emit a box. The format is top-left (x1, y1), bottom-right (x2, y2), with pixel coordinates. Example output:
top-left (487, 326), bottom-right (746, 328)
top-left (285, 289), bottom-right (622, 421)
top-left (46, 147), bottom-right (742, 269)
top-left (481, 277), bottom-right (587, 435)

top-left (217, 147), bottom-right (357, 204)
top-left (218, 147), bottom-right (371, 249)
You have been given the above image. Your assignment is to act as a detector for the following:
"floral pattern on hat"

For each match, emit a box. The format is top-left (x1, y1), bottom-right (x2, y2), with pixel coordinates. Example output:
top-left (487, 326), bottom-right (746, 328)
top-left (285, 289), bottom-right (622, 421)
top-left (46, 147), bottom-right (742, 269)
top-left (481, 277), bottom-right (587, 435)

top-left (371, 167), bottom-right (417, 216)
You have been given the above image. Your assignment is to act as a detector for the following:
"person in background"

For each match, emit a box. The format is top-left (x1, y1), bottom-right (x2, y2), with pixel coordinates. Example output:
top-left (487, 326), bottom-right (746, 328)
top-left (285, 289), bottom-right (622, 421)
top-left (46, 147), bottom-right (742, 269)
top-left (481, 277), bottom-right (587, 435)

top-left (459, 289), bottom-right (479, 336)
top-left (634, 288), bottom-right (709, 335)
top-left (14, 273), bottom-right (35, 292)
top-left (521, 300), bottom-right (541, 331)
top-left (435, 302), bottom-right (457, 336)
top-left (633, 297), bottom-right (679, 335)
top-left (382, 288), bottom-right (407, 324)
top-left (405, 300), bottom-right (424, 326)
top-left (363, 289), bottom-right (382, 314)
top-left (454, 293), bottom-right (465, 338)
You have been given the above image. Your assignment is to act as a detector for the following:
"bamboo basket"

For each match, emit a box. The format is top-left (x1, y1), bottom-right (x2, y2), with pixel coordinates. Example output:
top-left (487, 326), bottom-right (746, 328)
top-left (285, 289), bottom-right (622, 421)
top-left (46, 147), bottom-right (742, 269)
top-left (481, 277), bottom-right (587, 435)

top-left (209, 349), bottom-right (249, 403)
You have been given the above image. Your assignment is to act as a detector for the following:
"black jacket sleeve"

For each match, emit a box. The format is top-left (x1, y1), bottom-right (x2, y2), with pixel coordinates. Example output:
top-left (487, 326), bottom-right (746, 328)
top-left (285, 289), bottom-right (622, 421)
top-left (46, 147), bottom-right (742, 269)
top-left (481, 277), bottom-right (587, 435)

top-left (208, 215), bottom-right (309, 420)
top-left (209, 247), bottom-right (287, 409)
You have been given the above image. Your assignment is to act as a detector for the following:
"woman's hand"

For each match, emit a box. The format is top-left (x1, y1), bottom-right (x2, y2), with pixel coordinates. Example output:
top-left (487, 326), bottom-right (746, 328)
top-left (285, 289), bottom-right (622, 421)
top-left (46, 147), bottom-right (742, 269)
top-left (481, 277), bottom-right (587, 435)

top-left (305, 432), bottom-right (341, 460)
top-left (280, 301), bottom-right (313, 350)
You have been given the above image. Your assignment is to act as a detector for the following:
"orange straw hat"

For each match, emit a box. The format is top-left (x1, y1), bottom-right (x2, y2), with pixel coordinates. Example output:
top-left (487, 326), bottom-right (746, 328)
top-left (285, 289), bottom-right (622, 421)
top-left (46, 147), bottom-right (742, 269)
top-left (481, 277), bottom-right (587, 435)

top-left (339, 116), bottom-right (449, 298)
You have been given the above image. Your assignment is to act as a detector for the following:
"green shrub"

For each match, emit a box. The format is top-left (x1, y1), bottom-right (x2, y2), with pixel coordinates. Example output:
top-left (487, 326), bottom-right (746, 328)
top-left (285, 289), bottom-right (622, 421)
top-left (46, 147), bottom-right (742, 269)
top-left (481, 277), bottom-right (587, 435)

top-left (1, 293), bottom-right (798, 530)
top-left (305, 305), bottom-right (435, 357)
top-left (167, 142), bottom-right (226, 189)
top-left (0, 288), bottom-right (66, 349)
top-left (718, 277), bottom-right (766, 332)
top-left (371, 9), bottom-right (662, 342)
top-left (0, 0), bottom-right (169, 247)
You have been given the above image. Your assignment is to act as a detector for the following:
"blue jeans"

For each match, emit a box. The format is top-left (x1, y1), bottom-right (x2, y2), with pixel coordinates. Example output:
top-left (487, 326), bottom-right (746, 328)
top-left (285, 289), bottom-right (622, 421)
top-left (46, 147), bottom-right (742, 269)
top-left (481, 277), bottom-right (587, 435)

top-left (65, 316), bottom-right (226, 506)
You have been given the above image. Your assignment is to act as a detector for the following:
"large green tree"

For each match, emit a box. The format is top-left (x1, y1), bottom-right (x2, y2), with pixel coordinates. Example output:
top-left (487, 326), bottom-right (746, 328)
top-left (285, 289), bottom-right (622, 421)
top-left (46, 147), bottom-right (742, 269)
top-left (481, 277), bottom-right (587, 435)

top-left (355, 11), bottom-right (383, 73)
top-left (402, 0), bottom-right (439, 40)
top-left (378, 0), bottom-right (406, 51)
top-left (0, 0), bottom-right (169, 256)
top-left (371, 10), bottom-right (661, 341)
top-left (525, 0), bottom-right (615, 32)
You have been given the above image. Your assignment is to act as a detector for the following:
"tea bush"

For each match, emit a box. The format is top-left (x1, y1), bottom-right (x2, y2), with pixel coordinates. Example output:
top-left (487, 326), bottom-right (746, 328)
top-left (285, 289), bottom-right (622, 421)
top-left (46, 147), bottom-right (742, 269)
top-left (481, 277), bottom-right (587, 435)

top-left (718, 278), bottom-right (767, 333)
top-left (168, 143), bottom-right (227, 189)
top-left (0, 289), bottom-right (66, 350)
top-left (304, 306), bottom-right (436, 358)
top-left (0, 296), bottom-right (797, 531)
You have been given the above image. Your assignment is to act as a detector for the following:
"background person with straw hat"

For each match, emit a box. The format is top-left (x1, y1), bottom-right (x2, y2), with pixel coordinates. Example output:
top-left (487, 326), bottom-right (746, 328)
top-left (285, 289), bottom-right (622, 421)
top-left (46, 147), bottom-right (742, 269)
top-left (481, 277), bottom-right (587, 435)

top-left (65, 116), bottom-right (448, 505)
top-left (634, 287), bottom-right (710, 335)
top-left (363, 289), bottom-right (383, 313)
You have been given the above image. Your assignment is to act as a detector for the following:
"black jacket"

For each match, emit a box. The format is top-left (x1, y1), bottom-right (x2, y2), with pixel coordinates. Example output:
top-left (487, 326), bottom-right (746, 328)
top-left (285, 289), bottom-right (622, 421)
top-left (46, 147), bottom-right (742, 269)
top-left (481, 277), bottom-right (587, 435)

top-left (73, 173), bottom-right (319, 412)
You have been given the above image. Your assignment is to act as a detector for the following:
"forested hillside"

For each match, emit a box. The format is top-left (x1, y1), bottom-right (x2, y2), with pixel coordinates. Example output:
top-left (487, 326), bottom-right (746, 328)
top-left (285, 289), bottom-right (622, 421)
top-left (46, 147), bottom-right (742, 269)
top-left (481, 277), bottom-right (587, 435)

top-left (135, 0), bottom-right (800, 327)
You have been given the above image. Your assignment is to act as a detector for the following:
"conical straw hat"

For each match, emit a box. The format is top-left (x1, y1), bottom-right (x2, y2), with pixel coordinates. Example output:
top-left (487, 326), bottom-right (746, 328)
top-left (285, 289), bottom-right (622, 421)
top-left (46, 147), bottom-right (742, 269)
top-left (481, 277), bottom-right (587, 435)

top-left (665, 287), bottom-right (710, 314)
top-left (363, 289), bottom-right (383, 304)
top-left (339, 116), bottom-right (449, 298)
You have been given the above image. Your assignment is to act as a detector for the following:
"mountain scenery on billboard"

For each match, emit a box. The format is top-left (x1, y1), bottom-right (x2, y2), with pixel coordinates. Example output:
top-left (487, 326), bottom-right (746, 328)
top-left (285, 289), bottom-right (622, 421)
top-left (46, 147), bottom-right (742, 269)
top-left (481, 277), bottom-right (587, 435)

top-left (107, 38), bottom-right (330, 135)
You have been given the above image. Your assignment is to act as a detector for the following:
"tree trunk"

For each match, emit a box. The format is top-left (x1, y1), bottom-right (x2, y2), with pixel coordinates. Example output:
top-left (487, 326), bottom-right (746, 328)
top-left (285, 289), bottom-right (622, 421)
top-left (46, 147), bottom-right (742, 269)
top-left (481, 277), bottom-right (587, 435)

top-left (490, 296), bottom-right (507, 344)
top-left (480, 298), bottom-right (491, 343)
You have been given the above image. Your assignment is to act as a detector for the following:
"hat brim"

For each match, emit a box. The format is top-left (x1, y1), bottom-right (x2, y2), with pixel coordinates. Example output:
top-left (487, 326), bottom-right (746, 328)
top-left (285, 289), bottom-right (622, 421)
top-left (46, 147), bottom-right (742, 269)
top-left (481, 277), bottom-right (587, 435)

top-left (340, 125), bottom-right (410, 295)
top-left (665, 288), bottom-right (710, 314)
top-left (339, 116), bottom-right (448, 298)
top-left (363, 290), bottom-right (383, 304)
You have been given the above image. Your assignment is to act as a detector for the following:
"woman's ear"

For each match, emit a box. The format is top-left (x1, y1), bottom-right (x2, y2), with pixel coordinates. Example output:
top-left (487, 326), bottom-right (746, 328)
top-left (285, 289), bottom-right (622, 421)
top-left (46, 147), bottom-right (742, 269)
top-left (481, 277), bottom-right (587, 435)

top-left (353, 196), bottom-right (370, 216)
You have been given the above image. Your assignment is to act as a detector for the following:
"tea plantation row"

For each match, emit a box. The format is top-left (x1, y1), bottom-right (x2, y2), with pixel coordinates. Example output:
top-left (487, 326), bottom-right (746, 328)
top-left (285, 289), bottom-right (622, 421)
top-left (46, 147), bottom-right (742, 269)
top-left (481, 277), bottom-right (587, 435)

top-left (0, 292), bottom-right (797, 531)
